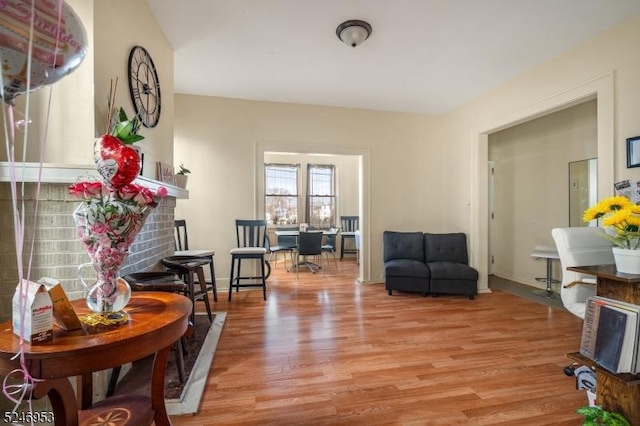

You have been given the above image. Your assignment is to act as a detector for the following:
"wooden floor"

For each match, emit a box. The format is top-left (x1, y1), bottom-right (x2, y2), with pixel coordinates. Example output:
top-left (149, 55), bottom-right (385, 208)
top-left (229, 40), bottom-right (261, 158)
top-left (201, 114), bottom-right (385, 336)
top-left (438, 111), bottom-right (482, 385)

top-left (171, 256), bottom-right (587, 425)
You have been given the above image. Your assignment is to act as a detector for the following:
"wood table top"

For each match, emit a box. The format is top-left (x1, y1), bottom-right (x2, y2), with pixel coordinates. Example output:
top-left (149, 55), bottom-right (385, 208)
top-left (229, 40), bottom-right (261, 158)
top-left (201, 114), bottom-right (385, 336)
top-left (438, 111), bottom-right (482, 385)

top-left (0, 291), bottom-right (191, 378)
top-left (567, 264), bottom-right (640, 283)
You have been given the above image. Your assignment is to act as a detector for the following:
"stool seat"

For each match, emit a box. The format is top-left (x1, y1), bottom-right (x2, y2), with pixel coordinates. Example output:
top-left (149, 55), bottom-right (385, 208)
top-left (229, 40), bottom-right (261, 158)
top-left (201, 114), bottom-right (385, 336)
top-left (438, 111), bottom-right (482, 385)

top-left (124, 272), bottom-right (186, 292)
top-left (162, 255), bottom-right (212, 269)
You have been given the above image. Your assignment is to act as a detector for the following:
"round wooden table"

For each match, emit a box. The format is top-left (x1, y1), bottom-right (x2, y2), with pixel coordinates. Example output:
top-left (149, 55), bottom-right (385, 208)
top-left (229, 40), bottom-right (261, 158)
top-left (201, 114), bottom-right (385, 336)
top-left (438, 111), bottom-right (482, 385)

top-left (0, 291), bottom-right (191, 426)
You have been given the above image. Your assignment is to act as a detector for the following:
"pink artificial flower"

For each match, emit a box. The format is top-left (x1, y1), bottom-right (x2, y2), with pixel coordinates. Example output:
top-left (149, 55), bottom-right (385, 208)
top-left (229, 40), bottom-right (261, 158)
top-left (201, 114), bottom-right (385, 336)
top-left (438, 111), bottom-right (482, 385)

top-left (91, 222), bottom-right (109, 234)
top-left (117, 185), bottom-right (137, 201)
top-left (69, 181), bottom-right (104, 199)
top-left (156, 186), bottom-right (168, 197)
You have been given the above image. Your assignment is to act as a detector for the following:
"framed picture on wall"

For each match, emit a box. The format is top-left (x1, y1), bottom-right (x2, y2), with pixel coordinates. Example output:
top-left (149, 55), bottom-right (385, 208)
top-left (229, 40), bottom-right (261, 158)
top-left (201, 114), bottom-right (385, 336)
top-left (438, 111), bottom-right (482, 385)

top-left (627, 136), bottom-right (640, 168)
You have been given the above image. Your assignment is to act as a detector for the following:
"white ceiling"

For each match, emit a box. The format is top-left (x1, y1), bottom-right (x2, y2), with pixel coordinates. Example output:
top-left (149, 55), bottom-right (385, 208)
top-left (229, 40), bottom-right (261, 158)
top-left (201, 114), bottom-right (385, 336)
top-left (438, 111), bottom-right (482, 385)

top-left (146, 0), bottom-right (640, 115)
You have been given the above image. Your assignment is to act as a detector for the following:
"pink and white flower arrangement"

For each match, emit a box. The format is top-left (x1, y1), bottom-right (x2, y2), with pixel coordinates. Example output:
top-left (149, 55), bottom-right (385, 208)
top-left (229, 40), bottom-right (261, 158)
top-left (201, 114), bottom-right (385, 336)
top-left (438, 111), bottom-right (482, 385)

top-left (69, 180), bottom-right (167, 312)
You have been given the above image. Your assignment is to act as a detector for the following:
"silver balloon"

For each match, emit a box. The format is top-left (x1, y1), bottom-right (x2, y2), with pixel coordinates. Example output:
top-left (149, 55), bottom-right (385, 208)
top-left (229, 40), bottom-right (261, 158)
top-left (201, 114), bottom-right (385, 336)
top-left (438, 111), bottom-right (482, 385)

top-left (0, 0), bottom-right (88, 105)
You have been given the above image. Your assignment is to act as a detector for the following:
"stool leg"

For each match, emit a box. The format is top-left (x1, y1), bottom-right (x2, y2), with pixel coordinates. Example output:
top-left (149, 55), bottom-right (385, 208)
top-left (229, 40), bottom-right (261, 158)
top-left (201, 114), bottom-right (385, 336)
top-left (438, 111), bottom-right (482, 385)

top-left (175, 337), bottom-right (186, 383)
top-left (187, 269), bottom-right (196, 326)
top-left (197, 266), bottom-right (213, 322)
top-left (228, 256), bottom-right (235, 301)
top-left (545, 258), bottom-right (553, 294)
top-left (260, 256), bottom-right (267, 301)
top-left (208, 256), bottom-right (218, 302)
top-left (236, 259), bottom-right (242, 292)
top-left (106, 366), bottom-right (121, 397)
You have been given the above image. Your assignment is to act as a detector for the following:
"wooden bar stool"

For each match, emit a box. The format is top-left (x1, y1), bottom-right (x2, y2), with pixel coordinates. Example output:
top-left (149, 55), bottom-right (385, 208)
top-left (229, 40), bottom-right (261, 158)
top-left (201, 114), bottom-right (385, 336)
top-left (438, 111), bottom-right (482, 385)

top-left (162, 255), bottom-right (214, 324)
top-left (229, 219), bottom-right (269, 301)
top-left (340, 215), bottom-right (359, 260)
top-left (174, 219), bottom-right (218, 301)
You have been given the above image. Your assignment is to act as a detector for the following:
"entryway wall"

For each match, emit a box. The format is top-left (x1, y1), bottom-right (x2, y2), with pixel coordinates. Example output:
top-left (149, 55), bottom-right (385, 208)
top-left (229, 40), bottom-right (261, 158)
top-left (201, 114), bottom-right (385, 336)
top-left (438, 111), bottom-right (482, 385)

top-left (488, 99), bottom-right (597, 289)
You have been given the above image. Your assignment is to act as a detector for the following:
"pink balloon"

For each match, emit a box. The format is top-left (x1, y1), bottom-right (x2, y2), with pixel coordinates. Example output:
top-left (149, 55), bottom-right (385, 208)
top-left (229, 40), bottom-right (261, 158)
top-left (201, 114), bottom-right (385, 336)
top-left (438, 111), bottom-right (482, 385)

top-left (0, 0), bottom-right (87, 104)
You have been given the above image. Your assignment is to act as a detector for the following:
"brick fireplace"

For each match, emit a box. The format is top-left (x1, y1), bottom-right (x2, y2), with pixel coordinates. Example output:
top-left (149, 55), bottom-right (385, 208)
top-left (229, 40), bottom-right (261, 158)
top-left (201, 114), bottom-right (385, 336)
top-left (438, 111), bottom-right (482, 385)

top-left (0, 179), bottom-right (179, 322)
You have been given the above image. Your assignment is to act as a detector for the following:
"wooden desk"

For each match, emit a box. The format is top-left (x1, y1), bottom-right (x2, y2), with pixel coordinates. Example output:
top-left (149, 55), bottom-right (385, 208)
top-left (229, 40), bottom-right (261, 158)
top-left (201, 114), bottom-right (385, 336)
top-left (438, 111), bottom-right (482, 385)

top-left (0, 292), bottom-right (191, 426)
top-left (566, 264), bottom-right (640, 425)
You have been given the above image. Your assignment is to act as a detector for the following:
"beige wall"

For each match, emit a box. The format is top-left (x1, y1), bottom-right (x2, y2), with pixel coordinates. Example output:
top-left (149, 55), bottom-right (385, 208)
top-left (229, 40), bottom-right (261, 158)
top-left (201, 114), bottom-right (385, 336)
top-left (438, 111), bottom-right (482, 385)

top-left (488, 100), bottom-right (597, 287)
top-left (94, 0), bottom-right (175, 177)
top-left (174, 15), bottom-right (640, 291)
top-left (174, 95), bottom-right (442, 283)
top-left (0, 0), bottom-right (175, 170)
top-left (5, 4), bottom-right (640, 295)
top-left (446, 15), bottom-right (640, 292)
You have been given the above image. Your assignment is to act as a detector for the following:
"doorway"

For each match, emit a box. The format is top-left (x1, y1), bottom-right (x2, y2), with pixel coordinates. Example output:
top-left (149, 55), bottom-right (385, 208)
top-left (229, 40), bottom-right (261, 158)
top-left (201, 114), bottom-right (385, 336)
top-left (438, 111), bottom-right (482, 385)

top-left (255, 142), bottom-right (369, 283)
top-left (471, 73), bottom-right (615, 294)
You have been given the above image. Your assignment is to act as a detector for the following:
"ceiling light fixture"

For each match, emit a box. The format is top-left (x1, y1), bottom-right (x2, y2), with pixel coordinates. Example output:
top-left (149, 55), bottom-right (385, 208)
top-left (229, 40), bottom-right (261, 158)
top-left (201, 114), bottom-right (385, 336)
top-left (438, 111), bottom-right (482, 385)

top-left (336, 19), bottom-right (372, 48)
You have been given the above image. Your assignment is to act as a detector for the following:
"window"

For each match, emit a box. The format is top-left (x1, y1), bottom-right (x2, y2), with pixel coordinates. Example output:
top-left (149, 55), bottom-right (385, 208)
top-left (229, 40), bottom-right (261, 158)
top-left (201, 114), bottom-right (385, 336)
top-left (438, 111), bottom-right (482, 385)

top-left (306, 164), bottom-right (335, 229)
top-left (265, 164), bottom-right (299, 225)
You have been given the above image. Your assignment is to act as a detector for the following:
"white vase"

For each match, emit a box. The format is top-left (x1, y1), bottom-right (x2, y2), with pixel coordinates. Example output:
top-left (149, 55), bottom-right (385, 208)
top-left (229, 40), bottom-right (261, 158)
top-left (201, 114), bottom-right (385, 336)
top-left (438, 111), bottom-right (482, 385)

top-left (175, 174), bottom-right (188, 189)
top-left (612, 247), bottom-right (640, 274)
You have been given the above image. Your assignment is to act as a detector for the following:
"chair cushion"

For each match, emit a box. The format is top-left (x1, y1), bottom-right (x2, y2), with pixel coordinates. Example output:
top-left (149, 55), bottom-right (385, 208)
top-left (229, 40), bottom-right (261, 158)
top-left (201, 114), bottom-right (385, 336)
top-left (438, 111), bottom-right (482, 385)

top-left (383, 231), bottom-right (425, 262)
top-left (384, 259), bottom-right (430, 278)
top-left (230, 247), bottom-right (267, 255)
top-left (270, 244), bottom-right (296, 252)
top-left (428, 262), bottom-right (478, 280)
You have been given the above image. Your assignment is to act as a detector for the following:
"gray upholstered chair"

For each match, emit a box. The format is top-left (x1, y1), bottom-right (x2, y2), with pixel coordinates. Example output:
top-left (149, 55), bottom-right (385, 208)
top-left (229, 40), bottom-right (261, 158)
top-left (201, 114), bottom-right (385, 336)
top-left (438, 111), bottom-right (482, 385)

top-left (383, 231), bottom-right (430, 296)
top-left (293, 231), bottom-right (324, 277)
top-left (268, 226), bottom-right (298, 270)
top-left (424, 233), bottom-right (478, 300)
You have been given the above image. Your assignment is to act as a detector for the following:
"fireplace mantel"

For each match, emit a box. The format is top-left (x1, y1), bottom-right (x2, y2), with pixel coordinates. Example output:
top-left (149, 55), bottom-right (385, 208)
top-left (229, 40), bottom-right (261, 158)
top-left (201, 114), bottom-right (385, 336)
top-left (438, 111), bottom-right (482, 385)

top-left (0, 162), bottom-right (188, 198)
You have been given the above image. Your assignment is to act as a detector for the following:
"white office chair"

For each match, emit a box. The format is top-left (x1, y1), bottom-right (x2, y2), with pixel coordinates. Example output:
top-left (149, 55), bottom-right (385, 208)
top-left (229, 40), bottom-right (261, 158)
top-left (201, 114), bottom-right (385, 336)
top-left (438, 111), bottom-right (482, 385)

top-left (551, 227), bottom-right (614, 319)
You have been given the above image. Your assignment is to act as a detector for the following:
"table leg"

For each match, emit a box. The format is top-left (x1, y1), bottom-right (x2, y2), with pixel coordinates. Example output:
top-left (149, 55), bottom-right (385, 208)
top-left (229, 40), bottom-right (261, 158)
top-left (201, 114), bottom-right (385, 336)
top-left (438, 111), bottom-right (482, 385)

top-left (150, 346), bottom-right (171, 426)
top-left (30, 377), bottom-right (79, 426)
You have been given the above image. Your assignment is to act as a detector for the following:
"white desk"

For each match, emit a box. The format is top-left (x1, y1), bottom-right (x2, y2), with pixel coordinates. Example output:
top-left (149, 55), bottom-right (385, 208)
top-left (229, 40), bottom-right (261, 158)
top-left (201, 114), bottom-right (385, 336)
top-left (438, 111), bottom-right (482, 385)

top-left (530, 246), bottom-right (560, 298)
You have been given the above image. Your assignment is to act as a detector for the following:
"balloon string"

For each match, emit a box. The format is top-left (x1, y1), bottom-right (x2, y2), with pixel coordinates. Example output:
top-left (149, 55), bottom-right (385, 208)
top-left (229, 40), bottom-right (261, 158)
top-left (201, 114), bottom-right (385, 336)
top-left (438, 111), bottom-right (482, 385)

top-left (1, 2), bottom-right (51, 422)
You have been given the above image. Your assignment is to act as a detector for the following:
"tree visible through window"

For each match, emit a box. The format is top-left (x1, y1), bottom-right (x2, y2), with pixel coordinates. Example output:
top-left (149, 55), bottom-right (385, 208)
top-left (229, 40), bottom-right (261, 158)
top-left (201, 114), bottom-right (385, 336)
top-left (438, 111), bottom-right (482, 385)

top-left (307, 164), bottom-right (335, 229)
top-left (265, 164), bottom-right (299, 225)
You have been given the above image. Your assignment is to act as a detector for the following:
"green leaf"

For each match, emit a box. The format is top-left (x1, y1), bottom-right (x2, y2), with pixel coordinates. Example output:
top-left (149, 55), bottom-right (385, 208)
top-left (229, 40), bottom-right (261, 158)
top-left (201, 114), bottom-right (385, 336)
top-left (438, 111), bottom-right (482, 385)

top-left (119, 134), bottom-right (145, 145)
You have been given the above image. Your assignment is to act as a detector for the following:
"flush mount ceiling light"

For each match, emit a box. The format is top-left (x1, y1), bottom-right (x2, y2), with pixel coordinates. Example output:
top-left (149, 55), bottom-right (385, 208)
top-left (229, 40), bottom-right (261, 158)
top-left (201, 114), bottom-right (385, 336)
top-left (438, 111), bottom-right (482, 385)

top-left (336, 19), bottom-right (372, 48)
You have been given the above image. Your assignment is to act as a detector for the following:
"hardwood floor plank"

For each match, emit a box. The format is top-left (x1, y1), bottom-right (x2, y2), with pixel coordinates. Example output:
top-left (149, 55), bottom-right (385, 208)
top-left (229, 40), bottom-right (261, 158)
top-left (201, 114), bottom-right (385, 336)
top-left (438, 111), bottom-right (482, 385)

top-left (170, 261), bottom-right (587, 425)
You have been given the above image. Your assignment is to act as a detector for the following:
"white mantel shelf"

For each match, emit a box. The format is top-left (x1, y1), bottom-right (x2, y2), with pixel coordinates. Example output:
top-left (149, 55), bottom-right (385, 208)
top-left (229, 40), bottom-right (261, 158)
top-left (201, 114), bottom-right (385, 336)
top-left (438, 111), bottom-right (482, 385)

top-left (0, 162), bottom-right (189, 199)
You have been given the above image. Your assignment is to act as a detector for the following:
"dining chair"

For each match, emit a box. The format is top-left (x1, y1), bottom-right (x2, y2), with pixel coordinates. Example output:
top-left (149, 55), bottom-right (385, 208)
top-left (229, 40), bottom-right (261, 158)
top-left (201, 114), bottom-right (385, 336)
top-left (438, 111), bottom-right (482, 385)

top-left (322, 227), bottom-right (340, 268)
top-left (294, 231), bottom-right (324, 277)
top-left (174, 219), bottom-right (218, 302)
top-left (268, 226), bottom-right (298, 270)
top-left (229, 219), bottom-right (269, 300)
top-left (340, 215), bottom-right (359, 260)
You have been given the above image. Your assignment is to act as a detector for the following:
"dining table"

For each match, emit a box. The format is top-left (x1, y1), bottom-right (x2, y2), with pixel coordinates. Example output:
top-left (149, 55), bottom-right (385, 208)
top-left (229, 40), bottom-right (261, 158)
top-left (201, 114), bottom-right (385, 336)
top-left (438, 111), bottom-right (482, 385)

top-left (273, 229), bottom-right (337, 272)
top-left (0, 291), bottom-right (191, 426)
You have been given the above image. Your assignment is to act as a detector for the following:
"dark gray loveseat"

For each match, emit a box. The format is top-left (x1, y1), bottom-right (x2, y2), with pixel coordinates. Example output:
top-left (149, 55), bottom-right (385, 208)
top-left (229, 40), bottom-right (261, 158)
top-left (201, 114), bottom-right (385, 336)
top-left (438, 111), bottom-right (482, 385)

top-left (383, 231), bottom-right (478, 299)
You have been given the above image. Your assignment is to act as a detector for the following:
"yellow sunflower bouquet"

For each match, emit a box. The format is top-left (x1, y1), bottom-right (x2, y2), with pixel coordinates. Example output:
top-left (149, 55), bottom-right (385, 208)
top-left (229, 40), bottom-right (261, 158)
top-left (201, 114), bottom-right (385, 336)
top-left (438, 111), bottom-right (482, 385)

top-left (583, 196), bottom-right (640, 249)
